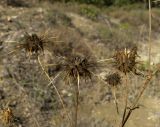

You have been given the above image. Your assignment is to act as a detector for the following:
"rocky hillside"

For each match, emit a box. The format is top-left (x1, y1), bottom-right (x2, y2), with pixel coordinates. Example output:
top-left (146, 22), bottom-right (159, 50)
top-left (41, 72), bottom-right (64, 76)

top-left (0, 1), bottom-right (160, 127)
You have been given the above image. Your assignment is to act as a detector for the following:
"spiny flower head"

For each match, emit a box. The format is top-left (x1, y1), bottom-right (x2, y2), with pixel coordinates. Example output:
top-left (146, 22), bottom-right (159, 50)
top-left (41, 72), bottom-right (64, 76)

top-left (113, 47), bottom-right (139, 74)
top-left (106, 72), bottom-right (121, 86)
top-left (21, 33), bottom-right (45, 55)
top-left (1, 107), bottom-right (13, 124)
top-left (53, 55), bottom-right (98, 83)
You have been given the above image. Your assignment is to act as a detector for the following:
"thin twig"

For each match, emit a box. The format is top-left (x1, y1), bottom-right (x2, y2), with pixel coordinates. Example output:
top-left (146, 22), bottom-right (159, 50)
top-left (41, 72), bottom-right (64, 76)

top-left (37, 56), bottom-right (72, 127)
top-left (44, 64), bottom-right (59, 67)
top-left (121, 106), bottom-right (139, 127)
top-left (148, 0), bottom-right (152, 70)
top-left (132, 70), bottom-right (158, 108)
top-left (121, 74), bottom-right (129, 126)
top-left (112, 86), bottom-right (119, 114)
top-left (90, 71), bottom-right (107, 85)
top-left (74, 72), bottom-right (80, 127)
top-left (97, 58), bottom-right (114, 63)
top-left (120, 69), bottom-right (159, 127)
top-left (47, 72), bottom-right (62, 87)
top-left (7, 49), bottom-right (19, 55)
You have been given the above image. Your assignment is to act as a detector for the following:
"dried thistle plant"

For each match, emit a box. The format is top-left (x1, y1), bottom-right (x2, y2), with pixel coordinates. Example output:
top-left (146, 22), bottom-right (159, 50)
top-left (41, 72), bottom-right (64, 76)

top-left (21, 33), bottom-right (45, 55)
top-left (105, 72), bottom-right (121, 114)
top-left (64, 57), bottom-right (91, 81)
top-left (7, 33), bottom-right (45, 57)
top-left (52, 55), bottom-right (98, 127)
top-left (106, 72), bottom-right (121, 87)
top-left (112, 47), bottom-right (140, 122)
top-left (113, 47), bottom-right (139, 75)
top-left (57, 55), bottom-right (97, 83)
top-left (1, 107), bottom-right (13, 125)
top-left (9, 32), bottom-right (54, 56)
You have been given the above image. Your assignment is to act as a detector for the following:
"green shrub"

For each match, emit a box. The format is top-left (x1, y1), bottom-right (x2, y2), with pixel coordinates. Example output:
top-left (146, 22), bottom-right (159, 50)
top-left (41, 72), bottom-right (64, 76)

top-left (114, 0), bottom-right (133, 6)
top-left (76, 0), bottom-right (115, 6)
top-left (80, 5), bottom-right (100, 20)
top-left (41, 0), bottom-right (146, 7)
top-left (70, 0), bottom-right (142, 6)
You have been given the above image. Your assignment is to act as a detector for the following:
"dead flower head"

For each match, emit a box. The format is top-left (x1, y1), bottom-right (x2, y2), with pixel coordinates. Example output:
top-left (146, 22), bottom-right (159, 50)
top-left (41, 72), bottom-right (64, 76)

top-left (24, 34), bottom-right (44, 53)
top-left (1, 107), bottom-right (13, 125)
top-left (113, 47), bottom-right (139, 74)
top-left (21, 33), bottom-right (45, 55)
top-left (58, 55), bottom-right (97, 82)
top-left (106, 73), bottom-right (121, 86)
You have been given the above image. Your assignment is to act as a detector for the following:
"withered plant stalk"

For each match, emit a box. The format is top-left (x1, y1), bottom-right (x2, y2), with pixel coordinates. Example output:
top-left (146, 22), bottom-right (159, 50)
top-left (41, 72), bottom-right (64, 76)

top-left (112, 85), bottom-right (119, 114)
top-left (60, 56), bottom-right (96, 127)
top-left (74, 73), bottom-right (80, 127)
top-left (37, 56), bottom-right (72, 127)
top-left (121, 74), bottom-right (129, 126)
top-left (148, 0), bottom-right (152, 69)
top-left (120, 1), bottom-right (153, 126)
top-left (120, 69), bottom-right (159, 127)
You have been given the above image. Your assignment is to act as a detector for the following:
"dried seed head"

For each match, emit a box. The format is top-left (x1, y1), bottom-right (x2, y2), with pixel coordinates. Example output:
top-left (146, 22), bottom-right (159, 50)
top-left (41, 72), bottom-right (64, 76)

top-left (106, 73), bottom-right (121, 86)
top-left (57, 55), bottom-right (97, 82)
top-left (22, 33), bottom-right (45, 55)
top-left (65, 56), bottom-right (92, 80)
top-left (1, 108), bottom-right (13, 124)
top-left (113, 47), bottom-right (138, 74)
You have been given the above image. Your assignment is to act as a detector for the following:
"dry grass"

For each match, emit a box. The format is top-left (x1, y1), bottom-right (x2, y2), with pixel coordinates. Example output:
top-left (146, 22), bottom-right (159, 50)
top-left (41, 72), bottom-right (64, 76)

top-left (0, 1), bottom-right (160, 127)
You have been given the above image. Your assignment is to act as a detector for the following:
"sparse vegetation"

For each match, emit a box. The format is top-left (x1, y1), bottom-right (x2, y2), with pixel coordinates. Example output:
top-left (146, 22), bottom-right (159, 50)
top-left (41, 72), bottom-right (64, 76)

top-left (47, 9), bottom-right (73, 26)
top-left (80, 5), bottom-right (100, 20)
top-left (0, 0), bottom-right (160, 127)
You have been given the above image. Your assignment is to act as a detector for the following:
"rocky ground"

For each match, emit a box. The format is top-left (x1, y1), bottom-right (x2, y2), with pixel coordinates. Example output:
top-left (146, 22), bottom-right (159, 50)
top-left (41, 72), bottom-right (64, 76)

top-left (0, 1), bottom-right (160, 127)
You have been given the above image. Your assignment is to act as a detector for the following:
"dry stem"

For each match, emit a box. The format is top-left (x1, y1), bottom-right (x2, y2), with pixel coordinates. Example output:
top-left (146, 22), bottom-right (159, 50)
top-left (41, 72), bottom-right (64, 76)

top-left (112, 86), bottom-right (119, 114)
top-left (120, 69), bottom-right (159, 127)
top-left (37, 56), bottom-right (72, 127)
top-left (74, 72), bottom-right (80, 127)
top-left (121, 74), bottom-right (129, 126)
top-left (148, 0), bottom-right (152, 69)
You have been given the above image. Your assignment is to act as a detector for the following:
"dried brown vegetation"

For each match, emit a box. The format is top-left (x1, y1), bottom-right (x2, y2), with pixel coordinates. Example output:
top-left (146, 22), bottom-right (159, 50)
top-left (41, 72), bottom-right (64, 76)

top-left (113, 47), bottom-right (139, 75)
top-left (53, 55), bottom-right (98, 127)
top-left (106, 72), bottom-right (121, 86)
top-left (60, 56), bottom-right (96, 82)
top-left (22, 33), bottom-right (44, 55)
top-left (1, 107), bottom-right (13, 125)
top-left (0, 0), bottom-right (160, 127)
